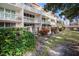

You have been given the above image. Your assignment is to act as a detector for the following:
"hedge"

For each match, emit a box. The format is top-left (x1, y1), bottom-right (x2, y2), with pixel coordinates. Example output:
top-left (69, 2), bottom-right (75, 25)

top-left (0, 28), bottom-right (36, 56)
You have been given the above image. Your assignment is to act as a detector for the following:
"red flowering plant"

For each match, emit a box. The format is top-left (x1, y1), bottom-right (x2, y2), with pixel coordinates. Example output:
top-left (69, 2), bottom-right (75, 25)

top-left (39, 27), bottom-right (49, 35)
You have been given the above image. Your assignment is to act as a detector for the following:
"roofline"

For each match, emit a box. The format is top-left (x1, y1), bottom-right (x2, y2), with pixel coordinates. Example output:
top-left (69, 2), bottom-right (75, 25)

top-left (32, 3), bottom-right (40, 7)
top-left (32, 3), bottom-right (55, 17)
top-left (32, 3), bottom-right (48, 13)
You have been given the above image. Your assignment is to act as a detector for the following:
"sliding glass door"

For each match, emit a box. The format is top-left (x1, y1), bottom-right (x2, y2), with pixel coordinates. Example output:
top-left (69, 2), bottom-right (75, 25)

top-left (0, 7), bottom-right (4, 19)
top-left (0, 7), bottom-right (16, 19)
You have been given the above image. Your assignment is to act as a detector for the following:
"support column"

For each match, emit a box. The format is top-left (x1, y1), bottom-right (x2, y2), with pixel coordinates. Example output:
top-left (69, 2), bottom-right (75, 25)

top-left (39, 15), bottom-right (42, 30)
top-left (21, 4), bottom-right (24, 27)
top-left (4, 22), bottom-right (5, 28)
top-left (4, 8), bottom-right (5, 19)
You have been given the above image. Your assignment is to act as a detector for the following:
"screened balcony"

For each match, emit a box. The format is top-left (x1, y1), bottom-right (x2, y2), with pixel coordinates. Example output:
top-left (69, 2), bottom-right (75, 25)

top-left (0, 7), bottom-right (22, 21)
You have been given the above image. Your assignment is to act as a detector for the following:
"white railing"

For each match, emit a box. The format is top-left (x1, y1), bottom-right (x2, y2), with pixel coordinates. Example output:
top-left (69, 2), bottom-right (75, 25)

top-left (24, 16), bottom-right (40, 23)
top-left (42, 21), bottom-right (50, 24)
top-left (0, 14), bottom-right (22, 21)
top-left (15, 15), bottom-right (22, 20)
top-left (10, 3), bottom-right (16, 5)
top-left (24, 16), bottom-right (34, 23)
top-left (9, 3), bottom-right (23, 8)
top-left (34, 20), bottom-right (41, 23)
top-left (14, 3), bottom-right (23, 8)
top-left (24, 4), bottom-right (35, 12)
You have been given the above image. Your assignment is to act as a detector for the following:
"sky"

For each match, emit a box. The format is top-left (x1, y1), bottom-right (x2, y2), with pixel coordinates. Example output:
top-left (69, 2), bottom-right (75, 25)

top-left (38, 3), bottom-right (62, 16)
top-left (38, 3), bottom-right (46, 8)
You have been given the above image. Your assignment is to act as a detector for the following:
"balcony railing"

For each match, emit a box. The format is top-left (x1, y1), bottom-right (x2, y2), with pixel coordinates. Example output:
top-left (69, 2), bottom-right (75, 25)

top-left (9, 3), bottom-right (23, 8)
top-left (15, 15), bottom-right (22, 20)
top-left (24, 16), bottom-right (41, 23)
top-left (24, 4), bottom-right (36, 12)
top-left (0, 14), bottom-right (22, 22)
top-left (10, 3), bottom-right (16, 5)
top-left (42, 21), bottom-right (50, 25)
top-left (24, 16), bottom-right (35, 23)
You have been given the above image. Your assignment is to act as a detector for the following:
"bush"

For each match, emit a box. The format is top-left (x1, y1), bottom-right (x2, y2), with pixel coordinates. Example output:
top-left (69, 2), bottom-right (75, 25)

top-left (39, 28), bottom-right (49, 35)
top-left (0, 28), bottom-right (36, 56)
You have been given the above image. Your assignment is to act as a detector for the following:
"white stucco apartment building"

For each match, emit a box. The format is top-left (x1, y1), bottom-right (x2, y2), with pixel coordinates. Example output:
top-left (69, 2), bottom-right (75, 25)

top-left (0, 3), bottom-right (57, 34)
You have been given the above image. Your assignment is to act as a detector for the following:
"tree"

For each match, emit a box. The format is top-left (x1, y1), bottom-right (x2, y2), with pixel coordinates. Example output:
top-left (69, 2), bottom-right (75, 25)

top-left (61, 6), bottom-right (79, 21)
top-left (44, 3), bottom-right (79, 21)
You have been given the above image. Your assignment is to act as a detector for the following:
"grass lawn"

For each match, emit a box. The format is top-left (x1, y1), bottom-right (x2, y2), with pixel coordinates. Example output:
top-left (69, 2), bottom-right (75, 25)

top-left (46, 30), bottom-right (79, 48)
top-left (42, 30), bottom-right (79, 55)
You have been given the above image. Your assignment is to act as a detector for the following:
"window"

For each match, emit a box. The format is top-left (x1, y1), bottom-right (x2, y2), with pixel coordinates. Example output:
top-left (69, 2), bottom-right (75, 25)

top-left (10, 11), bottom-right (15, 19)
top-left (51, 19), bottom-right (55, 22)
top-left (5, 13), bottom-right (10, 19)
top-left (5, 23), bottom-right (10, 27)
top-left (6, 9), bottom-right (10, 13)
top-left (5, 23), bottom-right (15, 27)
top-left (24, 13), bottom-right (27, 16)
top-left (42, 18), bottom-right (45, 20)
top-left (5, 9), bottom-right (11, 19)
top-left (29, 14), bottom-right (31, 17)
top-left (10, 23), bottom-right (15, 27)
top-left (0, 7), bottom-right (4, 19)
top-left (24, 3), bottom-right (30, 6)
top-left (24, 13), bottom-right (35, 18)
top-left (0, 22), bottom-right (4, 27)
top-left (26, 14), bottom-right (28, 17)
top-left (5, 9), bottom-right (15, 19)
top-left (0, 22), bottom-right (15, 27)
top-left (10, 14), bottom-right (15, 19)
top-left (11, 10), bottom-right (15, 14)
top-left (31, 15), bottom-right (35, 18)
top-left (0, 8), bottom-right (16, 19)
top-left (26, 13), bottom-right (30, 17)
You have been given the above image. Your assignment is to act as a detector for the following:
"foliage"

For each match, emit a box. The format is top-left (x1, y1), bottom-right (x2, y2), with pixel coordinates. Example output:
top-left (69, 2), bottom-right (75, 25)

top-left (0, 28), bottom-right (36, 56)
top-left (61, 6), bottom-right (79, 21)
top-left (44, 3), bottom-right (65, 12)
top-left (44, 3), bottom-right (79, 20)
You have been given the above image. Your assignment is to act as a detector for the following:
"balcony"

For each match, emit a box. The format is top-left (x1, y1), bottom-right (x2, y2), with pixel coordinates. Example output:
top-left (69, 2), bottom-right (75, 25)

top-left (0, 14), bottom-right (22, 23)
top-left (10, 3), bottom-right (16, 5)
top-left (9, 3), bottom-right (23, 8)
top-left (34, 20), bottom-right (41, 24)
top-left (24, 16), bottom-right (41, 24)
top-left (42, 21), bottom-right (50, 25)
top-left (24, 4), bottom-right (36, 12)
top-left (24, 16), bottom-right (35, 23)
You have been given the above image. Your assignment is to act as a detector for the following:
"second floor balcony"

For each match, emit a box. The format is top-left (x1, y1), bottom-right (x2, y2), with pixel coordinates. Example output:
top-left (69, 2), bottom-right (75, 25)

top-left (42, 20), bottom-right (50, 25)
top-left (24, 3), bottom-right (36, 13)
top-left (0, 13), bottom-right (22, 22)
top-left (9, 3), bottom-right (23, 8)
top-left (0, 7), bottom-right (22, 22)
top-left (24, 16), bottom-right (35, 23)
top-left (24, 16), bottom-right (41, 24)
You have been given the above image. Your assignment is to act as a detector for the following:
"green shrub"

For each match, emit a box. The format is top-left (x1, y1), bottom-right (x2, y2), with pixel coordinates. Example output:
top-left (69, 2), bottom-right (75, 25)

top-left (0, 28), bottom-right (36, 56)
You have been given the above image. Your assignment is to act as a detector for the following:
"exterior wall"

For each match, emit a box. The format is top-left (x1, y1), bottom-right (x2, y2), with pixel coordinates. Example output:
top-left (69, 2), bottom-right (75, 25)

top-left (0, 3), bottom-right (57, 34)
top-left (0, 3), bottom-right (22, 27)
